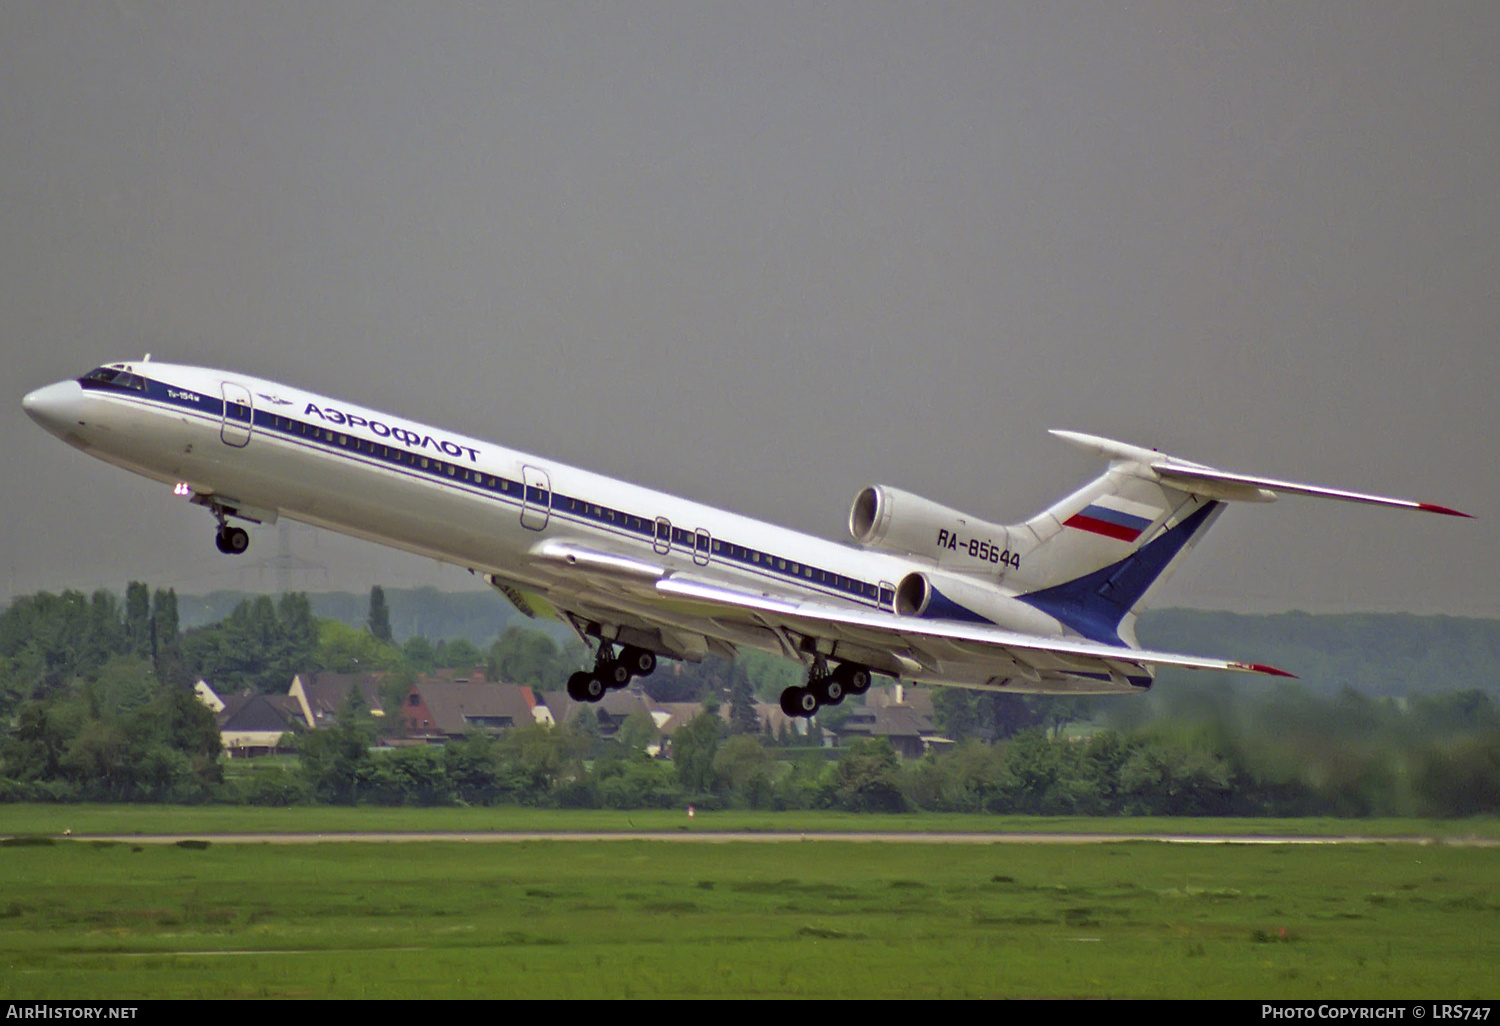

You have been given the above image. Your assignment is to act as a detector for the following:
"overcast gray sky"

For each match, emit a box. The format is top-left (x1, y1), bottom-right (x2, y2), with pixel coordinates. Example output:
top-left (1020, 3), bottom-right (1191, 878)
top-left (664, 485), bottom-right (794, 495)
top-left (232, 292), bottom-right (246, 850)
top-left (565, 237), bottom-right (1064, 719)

top-left (3, 3), bottom-right (1496, 616)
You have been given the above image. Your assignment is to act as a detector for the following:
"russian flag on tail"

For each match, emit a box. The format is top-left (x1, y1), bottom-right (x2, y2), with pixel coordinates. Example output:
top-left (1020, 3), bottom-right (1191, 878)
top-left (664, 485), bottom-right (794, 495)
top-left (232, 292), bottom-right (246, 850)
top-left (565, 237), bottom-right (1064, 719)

top-left (1063, 498), bottom-right (1159, 543)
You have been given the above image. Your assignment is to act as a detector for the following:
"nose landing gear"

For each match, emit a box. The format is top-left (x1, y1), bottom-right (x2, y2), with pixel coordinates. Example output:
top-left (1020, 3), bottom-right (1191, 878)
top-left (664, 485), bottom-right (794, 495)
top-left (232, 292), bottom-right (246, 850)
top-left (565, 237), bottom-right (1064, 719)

top-left (189, 492), bottom-right (266, 557)
top-left (215, 525), bottom-right (250, 555)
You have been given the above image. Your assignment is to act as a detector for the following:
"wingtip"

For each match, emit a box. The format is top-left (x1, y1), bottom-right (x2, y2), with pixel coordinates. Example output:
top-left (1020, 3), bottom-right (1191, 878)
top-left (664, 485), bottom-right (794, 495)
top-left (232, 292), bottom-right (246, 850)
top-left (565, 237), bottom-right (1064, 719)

top-left (1417, 502), bottom-right (1474, 518)
top-left (1237, 662), bottom-right (1298, 679)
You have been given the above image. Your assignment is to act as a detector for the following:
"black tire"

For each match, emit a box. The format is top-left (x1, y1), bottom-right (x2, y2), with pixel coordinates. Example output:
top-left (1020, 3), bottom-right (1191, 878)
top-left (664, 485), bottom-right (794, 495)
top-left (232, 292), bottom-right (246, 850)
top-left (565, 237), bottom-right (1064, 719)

top-left (813, 675), bottom-right (845, 706)
top-left (604, 661), bottom-right (631, 688)
top-left (622, 647), bottom-right (657, 677)
top-left (837, 663), bottom-right (872, 696)
top-left (214, 531), bottom-right (233, 554)
top-left (780, 686), bottom-right (818, 718)
top-left (224, 526), bottom-right (250, 554)
top-left (582, 674), bottom-right (607, 702)
top-left (566, 671), bottom-right (590, 702)
top-left (796, 687), bottom-right (819, 717)
top-left (779, 687), bottom-right (804, 718)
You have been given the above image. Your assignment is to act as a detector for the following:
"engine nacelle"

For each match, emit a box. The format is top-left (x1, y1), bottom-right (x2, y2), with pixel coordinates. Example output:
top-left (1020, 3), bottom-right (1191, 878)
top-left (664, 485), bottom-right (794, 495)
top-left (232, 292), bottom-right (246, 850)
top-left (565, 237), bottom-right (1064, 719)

top-left (894, 569), bottom-right (1065, 637)
top-left (850, 484), bottom-right (1019, 570)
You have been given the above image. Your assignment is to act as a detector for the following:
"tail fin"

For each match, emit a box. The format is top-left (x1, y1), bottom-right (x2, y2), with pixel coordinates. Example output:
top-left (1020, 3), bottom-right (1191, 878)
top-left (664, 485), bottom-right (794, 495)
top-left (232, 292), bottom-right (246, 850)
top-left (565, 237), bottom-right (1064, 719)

top-left (1006, 430), bottom-right (1469, 648)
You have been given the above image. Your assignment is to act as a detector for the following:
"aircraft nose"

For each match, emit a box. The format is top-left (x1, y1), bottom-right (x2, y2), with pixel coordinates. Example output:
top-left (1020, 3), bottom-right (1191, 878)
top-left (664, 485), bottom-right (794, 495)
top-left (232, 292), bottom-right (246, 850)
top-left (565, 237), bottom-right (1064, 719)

top-left (22, 380), bottom-right (86, 437)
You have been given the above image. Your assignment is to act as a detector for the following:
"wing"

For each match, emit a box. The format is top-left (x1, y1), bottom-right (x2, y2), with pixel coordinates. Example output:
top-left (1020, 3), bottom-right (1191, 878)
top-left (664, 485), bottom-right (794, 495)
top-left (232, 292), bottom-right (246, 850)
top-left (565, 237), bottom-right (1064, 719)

top-left (518, 539), bottom-right (1291, 692)
top-left (652, 574), bottom-right (1292, 690)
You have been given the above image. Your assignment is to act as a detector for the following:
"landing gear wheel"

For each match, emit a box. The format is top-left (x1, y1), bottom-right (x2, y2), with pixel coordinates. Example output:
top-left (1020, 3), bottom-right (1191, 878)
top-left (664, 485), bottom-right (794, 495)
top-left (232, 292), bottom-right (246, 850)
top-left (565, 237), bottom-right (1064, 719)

top-left (567, 671), bottom-right (608, 703)
top-left (812, 675), bottom-right (845, 706)
top-left (581, 673), bottom-right (607, 702)
top-left (603, 661), bottom-right (631, 689)
top-left (835, 663), bottom-right (872, 697)
top-left (566, 671), bottom-right (590, 702)
top-left (620, 646), bottom-right (657, 678)
top-left (780, 686), bottom-right (819, 718)
top-left (216, 526), bottom-right (249, 555)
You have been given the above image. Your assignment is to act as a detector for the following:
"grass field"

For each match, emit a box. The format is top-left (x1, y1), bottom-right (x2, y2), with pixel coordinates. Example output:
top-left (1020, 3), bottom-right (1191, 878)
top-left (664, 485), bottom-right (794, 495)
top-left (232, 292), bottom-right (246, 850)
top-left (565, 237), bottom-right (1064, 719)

top-left (2, 821), bottom-right (1497, 998)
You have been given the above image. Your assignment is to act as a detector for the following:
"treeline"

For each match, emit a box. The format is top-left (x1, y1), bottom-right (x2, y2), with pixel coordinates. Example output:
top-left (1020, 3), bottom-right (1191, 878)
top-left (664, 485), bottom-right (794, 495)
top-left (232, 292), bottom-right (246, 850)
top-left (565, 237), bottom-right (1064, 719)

top-left (1138, 609), bottom-right (1500, 698)
top-left (3, 585), bottom-right (1498, 815)
top-left (218, 681), bottom-right (1497, 816)
top-left (168, 592), bottom-right (1500, 700)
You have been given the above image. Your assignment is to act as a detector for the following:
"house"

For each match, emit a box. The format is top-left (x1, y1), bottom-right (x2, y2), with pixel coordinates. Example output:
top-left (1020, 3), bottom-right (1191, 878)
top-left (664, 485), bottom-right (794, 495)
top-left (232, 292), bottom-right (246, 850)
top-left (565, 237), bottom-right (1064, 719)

top-left (195, 681), bottom-right (303, 758)
top-left (288, 671), bottom-right (388, 728)
top-left (542, 687), bottom-right (658, 739)
top-left (401, 677), bottom-right (545, 740)
top-left (827, 684), bottom-right (950, 759)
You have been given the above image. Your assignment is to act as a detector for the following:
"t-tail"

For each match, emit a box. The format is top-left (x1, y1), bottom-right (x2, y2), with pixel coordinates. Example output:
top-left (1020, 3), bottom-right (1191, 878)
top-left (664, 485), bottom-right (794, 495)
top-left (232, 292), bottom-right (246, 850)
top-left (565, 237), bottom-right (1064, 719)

top-left (1003, 430), bottom-right (1471, 649)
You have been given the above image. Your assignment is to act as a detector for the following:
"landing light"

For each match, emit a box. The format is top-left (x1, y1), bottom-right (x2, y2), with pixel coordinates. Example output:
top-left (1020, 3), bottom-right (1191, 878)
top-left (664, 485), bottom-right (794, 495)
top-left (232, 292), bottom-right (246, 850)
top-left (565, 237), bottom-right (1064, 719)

top-left (174, 482), bottom-right (192, 496)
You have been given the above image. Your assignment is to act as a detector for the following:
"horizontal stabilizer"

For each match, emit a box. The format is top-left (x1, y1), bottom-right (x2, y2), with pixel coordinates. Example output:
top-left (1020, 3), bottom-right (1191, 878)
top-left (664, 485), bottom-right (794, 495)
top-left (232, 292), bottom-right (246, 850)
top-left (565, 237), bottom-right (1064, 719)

top-left (1153, 464), bottom-right (1473, 516)
top-left (1050, 430), bottom-right (1471, 516)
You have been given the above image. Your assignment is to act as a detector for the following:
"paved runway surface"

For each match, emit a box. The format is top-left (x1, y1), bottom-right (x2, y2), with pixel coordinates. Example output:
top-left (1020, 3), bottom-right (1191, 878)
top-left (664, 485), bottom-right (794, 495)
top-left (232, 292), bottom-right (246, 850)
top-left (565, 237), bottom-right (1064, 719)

top-left (45, 831), bottom-right (1500, 846)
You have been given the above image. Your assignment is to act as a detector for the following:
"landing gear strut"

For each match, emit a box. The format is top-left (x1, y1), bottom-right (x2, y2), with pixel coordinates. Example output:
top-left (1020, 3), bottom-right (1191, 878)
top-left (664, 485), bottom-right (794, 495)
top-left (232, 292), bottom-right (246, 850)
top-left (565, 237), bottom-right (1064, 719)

top-left (566, 643), bottom-right (659, 703)
top-left (779, 661), bottom-right (873, 718)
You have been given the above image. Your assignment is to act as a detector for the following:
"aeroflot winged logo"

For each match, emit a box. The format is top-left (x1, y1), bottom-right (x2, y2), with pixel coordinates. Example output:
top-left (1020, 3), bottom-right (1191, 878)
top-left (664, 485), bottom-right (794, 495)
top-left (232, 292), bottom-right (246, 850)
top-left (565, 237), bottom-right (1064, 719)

top-left (303, 402), bottom-right (481, 462)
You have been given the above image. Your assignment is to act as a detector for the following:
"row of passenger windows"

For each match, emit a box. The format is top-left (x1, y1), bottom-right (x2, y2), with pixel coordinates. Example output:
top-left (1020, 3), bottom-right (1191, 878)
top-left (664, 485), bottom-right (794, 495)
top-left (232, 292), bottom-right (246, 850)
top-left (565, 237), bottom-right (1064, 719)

top-left (252, 408), bottom-right (882, 602)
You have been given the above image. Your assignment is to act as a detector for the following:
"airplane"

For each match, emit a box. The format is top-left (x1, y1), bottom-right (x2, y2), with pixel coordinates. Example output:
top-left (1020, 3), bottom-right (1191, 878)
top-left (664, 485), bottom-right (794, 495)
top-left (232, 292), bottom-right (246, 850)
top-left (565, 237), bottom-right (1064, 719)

top-left (22, 357), bottom-right (1469, 718)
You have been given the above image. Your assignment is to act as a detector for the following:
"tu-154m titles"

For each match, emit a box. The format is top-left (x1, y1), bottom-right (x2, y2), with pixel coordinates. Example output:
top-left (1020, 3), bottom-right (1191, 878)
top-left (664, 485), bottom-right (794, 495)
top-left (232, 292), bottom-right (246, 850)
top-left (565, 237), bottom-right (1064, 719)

top-left (23, 359), bottom-right (1469, 717)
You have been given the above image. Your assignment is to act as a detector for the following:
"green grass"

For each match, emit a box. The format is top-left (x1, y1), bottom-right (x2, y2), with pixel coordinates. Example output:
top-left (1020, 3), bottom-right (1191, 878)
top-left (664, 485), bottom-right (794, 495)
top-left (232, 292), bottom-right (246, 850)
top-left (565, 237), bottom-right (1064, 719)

top-left (2, 803), bottom-right (1498, 839)
top-left (1, 836), bottom-right (1496, 998)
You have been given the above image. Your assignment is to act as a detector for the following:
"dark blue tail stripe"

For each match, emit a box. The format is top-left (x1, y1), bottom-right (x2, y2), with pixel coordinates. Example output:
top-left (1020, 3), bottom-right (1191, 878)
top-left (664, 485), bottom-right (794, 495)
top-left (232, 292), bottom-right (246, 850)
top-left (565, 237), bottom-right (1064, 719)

top-left (1018, 501), bottom-right (1221, 645)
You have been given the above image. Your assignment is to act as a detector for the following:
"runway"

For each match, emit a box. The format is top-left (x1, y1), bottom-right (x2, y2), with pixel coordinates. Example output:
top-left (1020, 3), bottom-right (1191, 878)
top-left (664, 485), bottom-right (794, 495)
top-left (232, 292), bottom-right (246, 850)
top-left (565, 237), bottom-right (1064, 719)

top-left (46, 830), bottom-right (1500, 846)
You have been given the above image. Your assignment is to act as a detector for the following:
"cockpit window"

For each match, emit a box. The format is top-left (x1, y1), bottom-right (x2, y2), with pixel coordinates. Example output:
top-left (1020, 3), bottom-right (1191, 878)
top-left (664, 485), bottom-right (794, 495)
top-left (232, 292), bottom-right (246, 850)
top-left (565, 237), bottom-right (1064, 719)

top-left (78, 367), bottom-right (146, 392)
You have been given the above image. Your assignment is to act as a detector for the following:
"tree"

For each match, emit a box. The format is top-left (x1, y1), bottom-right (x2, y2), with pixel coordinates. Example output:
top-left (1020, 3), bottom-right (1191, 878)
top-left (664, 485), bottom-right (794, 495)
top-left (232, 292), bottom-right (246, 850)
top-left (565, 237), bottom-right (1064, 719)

top-left (933, 689), bottom-right (1048, 742)
top-left (367, 586), bottom-right (393, 643)
top-left (317, 619), bottom-right (402, 675)
top-left (402, 635), bottom-right (437, 673)
top-left (151, 588), bottom-right (185, 686)
top-left (298, 688), bottom-right (377, 804)
top-left (672, 711), bottom-right (724, 795)
top-left (831, 738), bottom-right (906, 812)
top-left (486, 626), bottom-right (576, 688)
top-left (616, 708), bottom-right (660, 757)
top-left (726, 663), bottom-right (761, 735)
top-left (433, 637), bottom-right (483, 673)
top-left (124, 582), bottom-right (152, 659)
top-left (713, 734), bottom-right (773, 807)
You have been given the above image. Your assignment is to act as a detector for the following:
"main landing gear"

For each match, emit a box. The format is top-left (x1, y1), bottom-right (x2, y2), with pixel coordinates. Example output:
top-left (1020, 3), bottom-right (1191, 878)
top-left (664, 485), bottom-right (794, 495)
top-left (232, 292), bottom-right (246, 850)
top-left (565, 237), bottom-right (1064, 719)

top-left (779, 660), bottom-right (872, 719)
top-left (566, 644), bottom-right (658, 703)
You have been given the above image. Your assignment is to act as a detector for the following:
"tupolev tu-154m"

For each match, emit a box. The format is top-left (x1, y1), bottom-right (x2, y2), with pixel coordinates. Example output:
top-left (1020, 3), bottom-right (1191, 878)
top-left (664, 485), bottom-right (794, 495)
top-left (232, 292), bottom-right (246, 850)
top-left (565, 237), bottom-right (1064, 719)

top-left (23, 358), bottom-right (1470, 717)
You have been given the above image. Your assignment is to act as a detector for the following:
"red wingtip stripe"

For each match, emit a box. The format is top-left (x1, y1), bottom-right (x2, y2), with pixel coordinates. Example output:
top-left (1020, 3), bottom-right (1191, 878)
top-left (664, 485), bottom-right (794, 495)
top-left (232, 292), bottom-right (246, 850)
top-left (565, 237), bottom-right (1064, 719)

top-left (1241, 662), bottom-right (1298, 678)
top-left (1417, 502), bottom-right (1474, 518)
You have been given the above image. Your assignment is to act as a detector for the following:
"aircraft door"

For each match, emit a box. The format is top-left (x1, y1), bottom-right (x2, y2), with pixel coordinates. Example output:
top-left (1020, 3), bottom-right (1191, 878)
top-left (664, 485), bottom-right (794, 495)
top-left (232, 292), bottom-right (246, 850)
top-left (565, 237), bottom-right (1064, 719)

top-left (653, 517), bottom-right (671, 555)
top-left (694, 529), bottom-right (711, 566)
top-left (520, 465), bottom-right (551, 531)
top-left (220, 383), bottom-right (253, 447)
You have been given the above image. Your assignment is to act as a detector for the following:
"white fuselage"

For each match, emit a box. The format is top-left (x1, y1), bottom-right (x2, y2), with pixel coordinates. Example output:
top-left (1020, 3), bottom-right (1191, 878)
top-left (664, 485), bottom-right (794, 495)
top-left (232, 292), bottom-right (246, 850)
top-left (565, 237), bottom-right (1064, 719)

top-left (24, 360), bottom-right (1079, 682)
